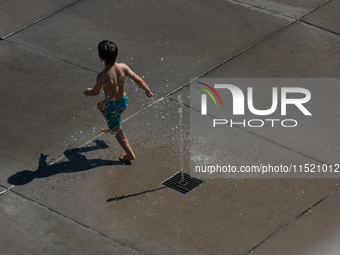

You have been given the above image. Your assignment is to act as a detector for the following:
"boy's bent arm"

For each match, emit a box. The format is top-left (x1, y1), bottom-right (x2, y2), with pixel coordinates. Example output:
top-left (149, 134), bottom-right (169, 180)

top-left (125, 64), bottom-right (153, 98)
top-left (84, 74), bottom-right (104, 98)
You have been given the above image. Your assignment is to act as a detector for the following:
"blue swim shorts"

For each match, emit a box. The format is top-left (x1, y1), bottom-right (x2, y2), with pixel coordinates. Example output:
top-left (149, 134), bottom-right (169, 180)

top-left (103, 95), bottom-right (128, 130)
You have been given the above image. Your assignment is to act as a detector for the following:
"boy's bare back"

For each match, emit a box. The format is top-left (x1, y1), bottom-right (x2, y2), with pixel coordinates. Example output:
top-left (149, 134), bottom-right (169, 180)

top-left (99, 63), bottom-right (127, 102)
top-left (88, 62), bottom-right (152, 101)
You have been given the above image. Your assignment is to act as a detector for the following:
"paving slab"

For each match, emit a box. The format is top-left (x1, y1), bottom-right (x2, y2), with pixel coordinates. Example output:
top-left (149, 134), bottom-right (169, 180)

top-left (0, 190), bottom-right (139, 255)
top-left (0, 0), bottom-right (80, 38)
top-left (302, 0), bottom-right (340, 35)
top-left (0, 40), bottom-right (160, 188)
top-left (6, 0), bottom-right (292, 95)
top-left (226, 0), bottom-right (328, 18)
top-left (251, 188), bottom-right (340, 255)
top-left (11, 99), bottom-right (340, 254)
top-left (203, 21), bottom-right (340, 78)
top-left (169, 21), bottom-right (340, 105)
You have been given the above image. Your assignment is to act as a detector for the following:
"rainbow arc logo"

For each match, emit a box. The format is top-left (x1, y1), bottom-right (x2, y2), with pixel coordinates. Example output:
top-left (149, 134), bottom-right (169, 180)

top-left (196, 82), bottom-right (222, 115)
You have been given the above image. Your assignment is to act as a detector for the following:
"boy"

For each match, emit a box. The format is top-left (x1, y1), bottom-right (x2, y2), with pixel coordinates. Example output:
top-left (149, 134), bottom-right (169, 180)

top-left (84, 40), bottom-right (153, 163)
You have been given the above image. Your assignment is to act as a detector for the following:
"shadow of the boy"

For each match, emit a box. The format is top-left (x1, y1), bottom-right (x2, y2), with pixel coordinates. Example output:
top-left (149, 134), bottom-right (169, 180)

top-left (8, 140), bottom-right (124, 186)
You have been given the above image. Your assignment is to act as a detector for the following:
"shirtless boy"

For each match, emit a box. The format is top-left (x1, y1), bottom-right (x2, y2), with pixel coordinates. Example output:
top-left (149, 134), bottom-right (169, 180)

top-left (84, 40), bottom-right (153, 163)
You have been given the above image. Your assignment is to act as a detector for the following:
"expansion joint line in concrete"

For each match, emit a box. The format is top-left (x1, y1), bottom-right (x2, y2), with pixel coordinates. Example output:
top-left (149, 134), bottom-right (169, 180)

top-left (299, 20), bottom-right (340, 37)
top-left (295, 0), bottom-right (338, 37)
top-left (7, 189), bottom-right (144, 255)
top-left (4, 40), bottom-right (97, 74)
top-left (229, 0), bottom-right (334, 22)
top-left (244, 186), bottom-right (340, 255)
top-left (1, 0), bottom-right (84, 40)
top-left (229, 0), bottom-right (296, 19)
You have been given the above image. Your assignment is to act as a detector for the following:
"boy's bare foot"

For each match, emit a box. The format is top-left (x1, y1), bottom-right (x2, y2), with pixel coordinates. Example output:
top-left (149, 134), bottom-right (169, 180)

top-left (119, 153), bottom-right (135, 165)
top-left (119, 153), bottom-right (135, 161)
top-left (101, 127), bottom-right (111, 133)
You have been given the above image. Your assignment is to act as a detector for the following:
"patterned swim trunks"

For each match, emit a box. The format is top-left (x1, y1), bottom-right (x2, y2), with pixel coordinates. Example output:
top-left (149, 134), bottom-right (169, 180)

top-left (103, 95), bottom-right (128, 130)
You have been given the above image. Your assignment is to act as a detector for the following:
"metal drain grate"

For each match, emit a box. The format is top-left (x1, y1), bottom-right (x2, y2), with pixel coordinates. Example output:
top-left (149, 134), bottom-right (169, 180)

top-left (162, 172), bottom-right (204, 194)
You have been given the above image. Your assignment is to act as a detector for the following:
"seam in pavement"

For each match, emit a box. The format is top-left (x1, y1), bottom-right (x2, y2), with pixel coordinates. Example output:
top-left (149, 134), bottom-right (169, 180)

top-left (5, 40), bottom-right (98, 74)
top-left (244, 186), bottom-right (340, 255)
top-left (228, 0), bottom-right (297, 20)
top-left (299, 20), bottom-right (340, 37)
top-left (229, 0), bottom-right (334, 23)
top-left (1, 0), bottom-right (83, 40)
top-left (7, 189), bottom-right (143, 255)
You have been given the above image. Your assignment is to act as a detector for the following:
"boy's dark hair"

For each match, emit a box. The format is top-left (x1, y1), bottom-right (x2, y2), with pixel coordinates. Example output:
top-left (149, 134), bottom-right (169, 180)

top-left (98, 40), bottom-right (118, 65)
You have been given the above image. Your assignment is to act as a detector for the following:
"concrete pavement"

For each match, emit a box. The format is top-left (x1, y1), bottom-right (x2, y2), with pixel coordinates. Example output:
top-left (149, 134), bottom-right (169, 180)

top-left (1, 0), bottom-right (339, 254)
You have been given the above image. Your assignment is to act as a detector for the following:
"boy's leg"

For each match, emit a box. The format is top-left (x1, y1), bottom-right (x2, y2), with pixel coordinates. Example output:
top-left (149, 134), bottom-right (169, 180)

top-left (111, 127), bottom-right (136, 161)
top-left (97, 99), bottom-right (106, 118)
top-left (98, 99), bottom-right (111, 132)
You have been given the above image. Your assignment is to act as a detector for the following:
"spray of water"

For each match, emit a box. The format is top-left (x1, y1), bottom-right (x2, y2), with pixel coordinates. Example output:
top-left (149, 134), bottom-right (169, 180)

top-left (177, 95), bottom-right (186, 185)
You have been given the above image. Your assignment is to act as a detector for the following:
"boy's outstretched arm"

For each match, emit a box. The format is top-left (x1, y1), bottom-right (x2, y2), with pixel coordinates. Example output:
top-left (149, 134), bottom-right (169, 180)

top-left (125, 65), bottom-right (153, 98)
top-left (83, 74), bottom-right (104, 98)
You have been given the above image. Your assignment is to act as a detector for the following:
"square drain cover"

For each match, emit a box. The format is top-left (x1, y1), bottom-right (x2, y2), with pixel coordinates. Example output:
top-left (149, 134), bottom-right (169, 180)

top-left (162, 172), bottom-right (204, 194)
